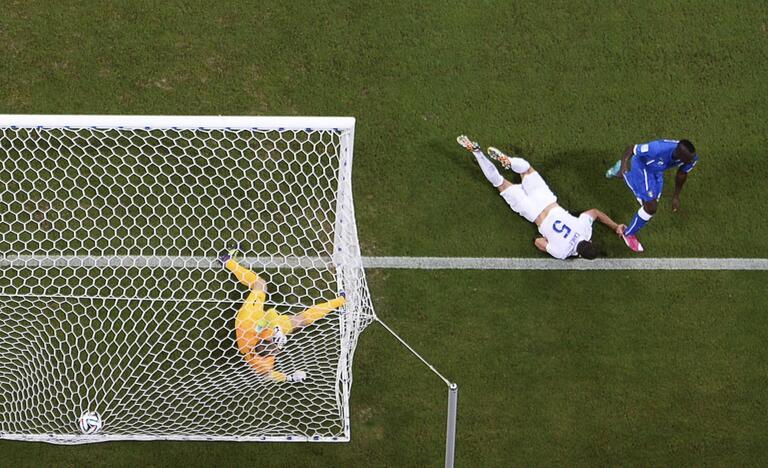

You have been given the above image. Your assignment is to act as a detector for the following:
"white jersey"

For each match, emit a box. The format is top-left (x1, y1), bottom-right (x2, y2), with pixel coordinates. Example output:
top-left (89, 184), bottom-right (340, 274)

top-left (538, 207), bottom-right (594, 259)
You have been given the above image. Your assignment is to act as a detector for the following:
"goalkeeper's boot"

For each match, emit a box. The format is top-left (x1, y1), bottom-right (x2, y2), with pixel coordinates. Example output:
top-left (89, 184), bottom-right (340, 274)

top-left (605, 160), bottom-right (622, 178)
top-left (456, 135), bottom-right (480, 153)
top-left (486, 146), bottom-right (514, 170)
top-left (218, 244), bottom-right (240, 267)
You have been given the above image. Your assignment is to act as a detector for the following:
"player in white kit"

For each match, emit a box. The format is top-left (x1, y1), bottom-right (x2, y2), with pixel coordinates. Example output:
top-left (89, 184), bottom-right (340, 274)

top-left (457, 135), bottom-right (626, 259)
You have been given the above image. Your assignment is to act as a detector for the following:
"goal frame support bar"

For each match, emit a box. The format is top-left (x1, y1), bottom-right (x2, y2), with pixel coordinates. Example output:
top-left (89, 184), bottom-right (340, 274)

top-left (375, 317), bottom-right (458, 467)
top-left (445, 383), bottom-right (459, 468)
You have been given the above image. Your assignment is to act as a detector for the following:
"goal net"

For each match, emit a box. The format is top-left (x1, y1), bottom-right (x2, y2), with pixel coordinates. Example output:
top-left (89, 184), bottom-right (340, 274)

top-left (0, 115), bottom-right (376, 444)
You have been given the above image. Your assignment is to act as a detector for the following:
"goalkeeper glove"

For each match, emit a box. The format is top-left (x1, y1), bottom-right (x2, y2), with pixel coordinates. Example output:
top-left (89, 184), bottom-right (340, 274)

top-left (273, 326), bottom-right (288, 349)
top-left (287, 370), bottom-right (307, 383)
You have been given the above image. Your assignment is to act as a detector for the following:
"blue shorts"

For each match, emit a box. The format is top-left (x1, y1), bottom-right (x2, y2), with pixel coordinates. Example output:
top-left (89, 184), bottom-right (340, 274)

top-left (623, 157), bottom-right (663, 202)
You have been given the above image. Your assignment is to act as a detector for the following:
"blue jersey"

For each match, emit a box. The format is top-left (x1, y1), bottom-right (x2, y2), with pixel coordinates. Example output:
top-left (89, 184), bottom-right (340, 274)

top-left (623, 139), bottom-right (699, 202)
top-left (632, 139), bottom-right (698, 174)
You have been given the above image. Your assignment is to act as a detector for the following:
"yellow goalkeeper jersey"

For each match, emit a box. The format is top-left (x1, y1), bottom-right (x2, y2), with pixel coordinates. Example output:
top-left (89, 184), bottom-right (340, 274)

top-left (235, 290), bottom-right (293, 356)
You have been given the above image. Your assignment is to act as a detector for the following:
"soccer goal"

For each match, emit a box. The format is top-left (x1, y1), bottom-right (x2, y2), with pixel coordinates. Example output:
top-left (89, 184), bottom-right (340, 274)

top-left (0, 115), bottom-right (376, 443)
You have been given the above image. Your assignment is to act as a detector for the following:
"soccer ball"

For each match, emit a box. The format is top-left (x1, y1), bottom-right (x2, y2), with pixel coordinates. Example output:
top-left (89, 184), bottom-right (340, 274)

top-left (78, 411), bottom-right (103, 434)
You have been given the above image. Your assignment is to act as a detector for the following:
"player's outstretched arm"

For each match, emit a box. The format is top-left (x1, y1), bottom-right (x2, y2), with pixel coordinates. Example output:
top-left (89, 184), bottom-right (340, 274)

top-left (584, 209), bottom-right (625, 236)
top-left (672, 169), bottom-right (688, 212)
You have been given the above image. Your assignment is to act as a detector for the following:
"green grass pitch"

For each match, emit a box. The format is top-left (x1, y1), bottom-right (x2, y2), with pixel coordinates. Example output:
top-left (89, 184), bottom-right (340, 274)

top-left (2, 1), bottom-right (768, 466)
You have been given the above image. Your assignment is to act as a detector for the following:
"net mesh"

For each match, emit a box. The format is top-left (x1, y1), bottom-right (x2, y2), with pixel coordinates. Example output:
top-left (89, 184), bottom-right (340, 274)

top-left (0, 117), bottom-right (375, 443)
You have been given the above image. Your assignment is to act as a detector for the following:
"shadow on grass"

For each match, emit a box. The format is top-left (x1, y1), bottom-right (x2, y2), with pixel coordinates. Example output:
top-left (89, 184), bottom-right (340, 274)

top-left (437, 140), bottom-right (629, 214)
top-left (437, 141), bottom-right (642, 257)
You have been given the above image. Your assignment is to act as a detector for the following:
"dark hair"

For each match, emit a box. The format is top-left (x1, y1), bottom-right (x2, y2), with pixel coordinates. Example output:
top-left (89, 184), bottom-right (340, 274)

top-left (679, 139), bottom-right (696, 154)
top-left (576, 240), bottom-right (599, 260)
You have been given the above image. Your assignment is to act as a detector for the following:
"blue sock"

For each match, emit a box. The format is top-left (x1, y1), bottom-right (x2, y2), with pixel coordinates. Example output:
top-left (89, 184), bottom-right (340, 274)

top-left (624, 207), bottom-right (652, 236)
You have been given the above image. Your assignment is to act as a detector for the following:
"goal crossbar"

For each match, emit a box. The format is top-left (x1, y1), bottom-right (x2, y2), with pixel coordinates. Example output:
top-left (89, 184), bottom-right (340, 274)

top-left (0, 115), bottom-right (355, 131)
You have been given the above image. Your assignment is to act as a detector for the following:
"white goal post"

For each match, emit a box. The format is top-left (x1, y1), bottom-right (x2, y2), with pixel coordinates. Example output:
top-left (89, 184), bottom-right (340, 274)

top-left (0, 115), bottom-right (376, 443)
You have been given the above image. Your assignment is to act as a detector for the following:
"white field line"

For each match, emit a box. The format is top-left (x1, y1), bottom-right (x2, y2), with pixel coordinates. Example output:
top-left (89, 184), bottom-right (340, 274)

top-left (362, 257), bottom-right (768, 270)
top-left (0, 255), bottom-right (767, 270)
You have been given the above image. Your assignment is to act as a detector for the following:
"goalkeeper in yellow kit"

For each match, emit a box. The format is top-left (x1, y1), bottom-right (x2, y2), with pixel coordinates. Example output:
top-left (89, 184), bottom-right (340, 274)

top-left (219, 247), bottom-right (346, 383)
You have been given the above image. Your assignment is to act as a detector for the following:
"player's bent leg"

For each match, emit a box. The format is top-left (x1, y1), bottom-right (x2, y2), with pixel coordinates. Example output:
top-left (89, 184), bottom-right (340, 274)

top-left (225, 260), bottom-right (266, 291)
top-left (508, 158), bottom-right (531, 174)
top-left (487, 147), bottom-right (531, 174)
top-left (475, 152), bottom-right (505, 188)
top-left (625, 211), bottom-right (651, 234)
top-left (245, 353), bottom-right (275, 374)
top-left (496, 178), bottom-right (514, 193)
top-left (516, 171), bottom-right (558, 222)
top-left (292, 295), bottom-right (347, 329)
top-left (624, 202), bottom-right (655, 237)
top-left (622, 200), bottom-right (654, 252)
top-left (620, 164), bottom-right (658, 253)
top-left (642, 199), bottom-right (658, 215)
top-left (521, 170), bottom-right (556, 203)
top-left (499, 184), bottom-right (525, 212)
top-left (244, 354), bottom-right (302, 383)
top-left (499, 184), bottom-right (540, 222)
top-left (269, 370), bottom-right (289, 382)
top-left (520, 171), bottom-right (549, 194)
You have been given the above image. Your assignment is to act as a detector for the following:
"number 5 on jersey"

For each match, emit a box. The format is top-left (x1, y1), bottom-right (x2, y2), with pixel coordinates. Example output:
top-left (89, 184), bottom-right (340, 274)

top-left (552, 220), bottom-right (571, 238)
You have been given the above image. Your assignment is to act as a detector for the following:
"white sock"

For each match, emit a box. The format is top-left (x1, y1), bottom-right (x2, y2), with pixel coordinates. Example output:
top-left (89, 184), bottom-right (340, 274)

top-left (509, 157), bottom-right (530, 174)
top-left (472, 150), bottom-right (504, 187)
top-left (638, 207), bottom-right (653, 220)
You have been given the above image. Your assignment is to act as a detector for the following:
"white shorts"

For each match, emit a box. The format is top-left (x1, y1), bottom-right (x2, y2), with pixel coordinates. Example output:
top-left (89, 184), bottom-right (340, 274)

top-left (499, 172), bottom-right (557, 222)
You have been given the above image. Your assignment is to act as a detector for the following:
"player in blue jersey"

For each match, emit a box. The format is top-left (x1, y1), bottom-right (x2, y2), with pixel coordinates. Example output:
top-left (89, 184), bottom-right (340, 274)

top-left (605, 139), bottom-right (699, 252)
